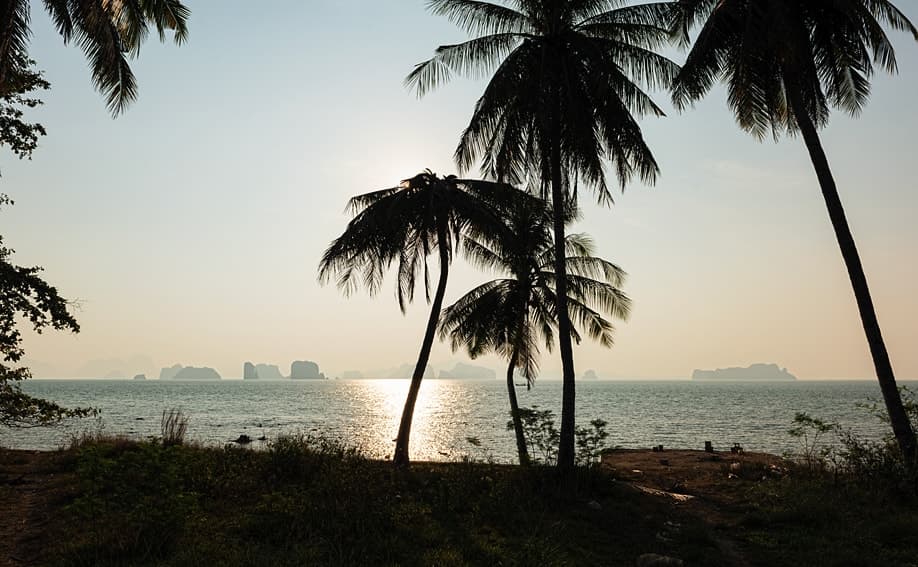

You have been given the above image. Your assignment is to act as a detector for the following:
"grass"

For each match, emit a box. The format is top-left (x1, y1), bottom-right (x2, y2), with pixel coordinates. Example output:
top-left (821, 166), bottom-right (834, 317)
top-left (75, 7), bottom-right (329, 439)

top-left (2, 435), bottom-right (916, 566)
top-left (36, 435), bottom-right (721, 567)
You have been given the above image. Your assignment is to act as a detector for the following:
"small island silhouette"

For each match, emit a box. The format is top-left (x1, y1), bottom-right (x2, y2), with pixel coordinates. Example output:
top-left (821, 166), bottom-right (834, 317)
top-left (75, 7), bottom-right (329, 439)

top-left (692, 363), bottom-right (797, 381)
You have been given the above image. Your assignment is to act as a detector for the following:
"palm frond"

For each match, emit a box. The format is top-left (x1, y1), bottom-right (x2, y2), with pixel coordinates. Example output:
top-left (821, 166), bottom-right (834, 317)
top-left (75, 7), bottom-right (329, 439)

top-left (428, 0), bottom-right (532, 36)
top-left (0, 0), bottom-right (31, 88)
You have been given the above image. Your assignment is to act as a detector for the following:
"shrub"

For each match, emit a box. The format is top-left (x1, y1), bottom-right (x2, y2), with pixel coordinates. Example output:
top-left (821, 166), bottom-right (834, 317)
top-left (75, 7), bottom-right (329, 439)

top-left (509, 407), bottom-right (610, 467)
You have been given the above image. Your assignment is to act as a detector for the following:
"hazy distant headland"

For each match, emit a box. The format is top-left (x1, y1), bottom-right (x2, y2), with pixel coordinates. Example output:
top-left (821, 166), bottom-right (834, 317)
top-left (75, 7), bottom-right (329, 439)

top-left (342, 362), bottom-right (497, 380)
top-left (437, 362), bottom-right (496, 380)
top-left (692, 363), bottom-right (797, 381)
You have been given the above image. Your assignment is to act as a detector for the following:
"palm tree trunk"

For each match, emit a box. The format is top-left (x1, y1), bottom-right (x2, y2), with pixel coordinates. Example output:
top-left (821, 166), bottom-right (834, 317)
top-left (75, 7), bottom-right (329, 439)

top-left (506, 353), bottom-right (530, 466)
top-left (788, 86), bottom-right (917, 462)
top-left (549, 133), bottom-right (577, 473)
top-left (393, 219), bottom-right (451, 467)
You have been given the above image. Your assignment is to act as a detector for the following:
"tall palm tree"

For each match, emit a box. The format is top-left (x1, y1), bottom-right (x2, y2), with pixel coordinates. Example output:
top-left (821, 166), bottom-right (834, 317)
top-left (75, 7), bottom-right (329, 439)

top-left (318, 171), bottom-right (517, 467)
top-left (0, 0), bottom-right (189, 115)
top-left (406, 0), bottom-right (678, 470)
top-left (440, 198), bottom-right (631, 466)
top-left (670, 0), bottom-right (918, 461)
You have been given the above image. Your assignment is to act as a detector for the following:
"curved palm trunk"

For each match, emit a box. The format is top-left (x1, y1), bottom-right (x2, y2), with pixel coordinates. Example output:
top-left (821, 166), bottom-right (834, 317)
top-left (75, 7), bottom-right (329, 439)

top-left (788, 87), bottom-right (917, 462)
top-left (549, 134), bottom-right (577, 473)
top-left (506, 353), bottom-right (530, 466)
top-left (393, 220), bottom-right (451, 467)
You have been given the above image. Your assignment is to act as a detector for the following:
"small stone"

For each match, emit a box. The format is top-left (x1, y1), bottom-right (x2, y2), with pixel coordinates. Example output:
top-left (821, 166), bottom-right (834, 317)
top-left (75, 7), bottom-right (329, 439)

top-left (587, 500), bottom-right (602, 511)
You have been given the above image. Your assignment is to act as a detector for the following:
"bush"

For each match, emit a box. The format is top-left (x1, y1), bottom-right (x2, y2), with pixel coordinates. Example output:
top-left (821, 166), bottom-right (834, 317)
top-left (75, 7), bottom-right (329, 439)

top-left (509, 407), bottom-right (610, 467)
top-left (787, 387), bottom-right (918, 495)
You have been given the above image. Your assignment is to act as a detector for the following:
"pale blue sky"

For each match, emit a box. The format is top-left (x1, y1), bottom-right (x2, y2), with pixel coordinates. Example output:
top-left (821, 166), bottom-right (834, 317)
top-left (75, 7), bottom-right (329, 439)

top-left (3, 1), bottom-right (917, 379)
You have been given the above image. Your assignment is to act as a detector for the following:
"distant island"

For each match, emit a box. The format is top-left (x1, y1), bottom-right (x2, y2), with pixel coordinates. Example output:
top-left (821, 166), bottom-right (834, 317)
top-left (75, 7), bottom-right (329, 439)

top-left (160, 364), bottom-right (222, 380)
top-left (692, 363), bottom-right (797, 381)
top-left (243, 360), bottom-right (327, 379)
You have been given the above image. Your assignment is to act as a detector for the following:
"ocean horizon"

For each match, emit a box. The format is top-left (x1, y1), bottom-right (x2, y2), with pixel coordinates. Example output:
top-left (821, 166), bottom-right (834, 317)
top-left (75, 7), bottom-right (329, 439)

top-left (4, 379), bottom-right (911, 461)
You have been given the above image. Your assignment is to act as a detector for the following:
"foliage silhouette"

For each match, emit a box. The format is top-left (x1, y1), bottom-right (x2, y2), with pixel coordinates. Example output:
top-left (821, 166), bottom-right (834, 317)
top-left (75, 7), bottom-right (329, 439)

top-left (0, 0), bottom-right (189, 115)
top-left (0, 56), bottom-right (47, 176)
top-left (440, 196), bottom-right (630, 465)
top-left (318, 170), bottom-right (518, 466)
top-left (1, 195), bottom-right (92, 427)
top-left (407, 0), bottom-right (677, 471)
top-left (670, 0), bottom-right (918, 461)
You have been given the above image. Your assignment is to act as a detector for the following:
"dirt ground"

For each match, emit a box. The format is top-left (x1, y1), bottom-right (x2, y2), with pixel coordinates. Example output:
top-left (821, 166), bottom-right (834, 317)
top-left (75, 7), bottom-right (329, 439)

top-left (0, 451), bottom-right (76, 567)
top-left (601, 448), bottom-right (790, 566)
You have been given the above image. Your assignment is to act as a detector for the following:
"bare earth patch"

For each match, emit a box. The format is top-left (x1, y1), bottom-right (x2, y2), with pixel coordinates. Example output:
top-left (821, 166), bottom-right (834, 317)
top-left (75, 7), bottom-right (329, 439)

top-left (0, 450), bottom-right (76, 567)
top-left (602, 449), bottom-right (790, 566)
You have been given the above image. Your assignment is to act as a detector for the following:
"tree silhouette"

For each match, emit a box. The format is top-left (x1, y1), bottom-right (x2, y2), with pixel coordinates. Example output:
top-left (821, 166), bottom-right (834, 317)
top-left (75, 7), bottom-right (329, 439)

top-left (406, 0), bottom-right (677, 470)
top-left (440, 197), bottom-right (630, 465)
top-left (0, 0), bottom-right (189, 115)
top-left (1, 194), bottom-right (90, 427)
top-left (671, 0), bottom-right (918, 461)
top-left (319, 171), bottom-right (517, 466)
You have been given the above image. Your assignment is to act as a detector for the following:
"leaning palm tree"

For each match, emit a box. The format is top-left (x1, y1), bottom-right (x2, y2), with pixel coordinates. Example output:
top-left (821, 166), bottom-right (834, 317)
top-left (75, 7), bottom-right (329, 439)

top-left (0, 0), bottom-right (189, 115)
top-left (406, 0), bottom-right (678, 470)
top-left (440, 198), bottom-right (631, 466)
top-left (318, 171), bottom-right (517, 467)
top-left (670, 0), bottom-right (918, 461)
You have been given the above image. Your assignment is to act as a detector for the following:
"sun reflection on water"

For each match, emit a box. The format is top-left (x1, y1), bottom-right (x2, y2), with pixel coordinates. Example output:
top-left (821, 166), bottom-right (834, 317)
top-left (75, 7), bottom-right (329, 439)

top-left (349, 379), bottom-right (477, 461)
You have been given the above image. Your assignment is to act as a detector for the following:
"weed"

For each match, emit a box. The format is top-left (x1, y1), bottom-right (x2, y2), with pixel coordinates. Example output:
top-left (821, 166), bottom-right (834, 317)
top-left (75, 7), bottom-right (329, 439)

top-left (160, 408), bottom-right (188, 447)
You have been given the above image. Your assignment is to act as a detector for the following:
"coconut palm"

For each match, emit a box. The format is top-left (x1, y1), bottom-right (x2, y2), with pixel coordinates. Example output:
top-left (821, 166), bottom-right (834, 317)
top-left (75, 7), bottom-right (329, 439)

top-left (0, 0), bottom-right (189, 115)
top-left (318, 171), bottom-right (518, 466)
top-left (440, 197), bottom-right (631, 466)
top-left (670, 0), bottom-right (918, 461)
top-left (406, 0), bottom-right (678, 470)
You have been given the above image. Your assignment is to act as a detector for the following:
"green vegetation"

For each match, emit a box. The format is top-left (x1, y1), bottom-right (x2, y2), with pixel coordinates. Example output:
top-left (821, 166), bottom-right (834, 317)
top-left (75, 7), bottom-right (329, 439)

top-left (2, 425), bottom-right (916, 567)
top-left (47, 436), bottom-right (690, 567)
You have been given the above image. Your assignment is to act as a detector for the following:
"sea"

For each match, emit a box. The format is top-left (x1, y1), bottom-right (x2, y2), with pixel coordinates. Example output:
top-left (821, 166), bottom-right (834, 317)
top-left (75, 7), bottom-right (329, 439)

top-left (2, 379), bottom-right (910, 462)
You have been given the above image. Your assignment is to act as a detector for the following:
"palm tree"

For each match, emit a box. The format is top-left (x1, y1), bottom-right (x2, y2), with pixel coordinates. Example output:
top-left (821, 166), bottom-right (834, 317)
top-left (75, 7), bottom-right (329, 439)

top-left (670, 0), bottom-right (918, 461)
top-left (440, 197), bottom-right (631, 466)
top-left (406, 0), bottom-right (678, 470)
top-left (318, 171), bottom-right (517, 467)
top-left (0, 0), bottom-right (189, 115)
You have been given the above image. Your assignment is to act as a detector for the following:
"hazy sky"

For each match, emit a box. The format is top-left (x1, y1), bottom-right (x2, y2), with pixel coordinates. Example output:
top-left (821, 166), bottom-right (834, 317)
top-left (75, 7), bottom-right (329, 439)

top-left (3, 1), bottom-right (917, 379)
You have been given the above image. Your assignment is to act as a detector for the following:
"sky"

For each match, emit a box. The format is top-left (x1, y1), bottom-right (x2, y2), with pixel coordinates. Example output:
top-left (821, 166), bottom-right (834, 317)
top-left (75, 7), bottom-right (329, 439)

top-left (2, 1), bottom-right (917, 380)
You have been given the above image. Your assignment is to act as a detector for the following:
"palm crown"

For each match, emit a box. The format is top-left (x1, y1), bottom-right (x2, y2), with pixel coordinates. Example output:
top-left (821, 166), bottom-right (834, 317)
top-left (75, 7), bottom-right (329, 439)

top-left (318, 170), bottom-right (515, 312)
top-left (671, 0), bottom-right (918, 138)
top-left (0, 0), bottom-right (190, 115)
top-left (440, 202), bottom-right (631, 386)
top-left (406, 0), bottom-right (679, 202)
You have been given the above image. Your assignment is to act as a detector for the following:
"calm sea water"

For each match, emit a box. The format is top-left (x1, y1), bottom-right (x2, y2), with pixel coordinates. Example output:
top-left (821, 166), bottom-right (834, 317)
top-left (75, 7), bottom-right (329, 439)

top-left (2, 379), bottom-right (908, 462)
